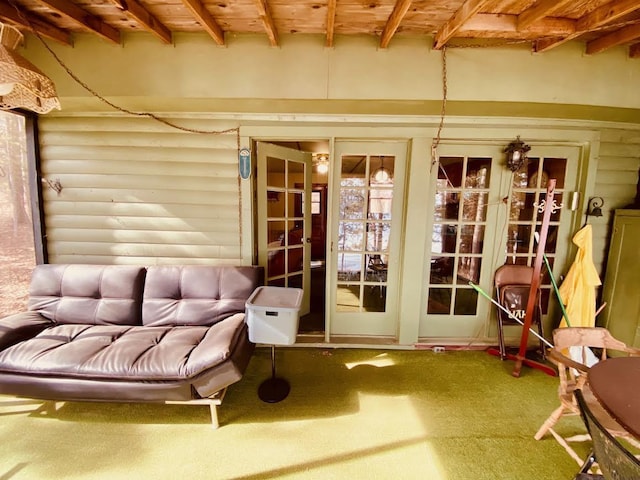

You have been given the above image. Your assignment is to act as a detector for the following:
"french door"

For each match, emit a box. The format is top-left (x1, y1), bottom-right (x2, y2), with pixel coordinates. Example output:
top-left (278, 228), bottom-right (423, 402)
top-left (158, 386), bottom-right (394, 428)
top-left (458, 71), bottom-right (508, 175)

top-left (256, 142), bottom-right (312, 315)
top-left (422, 143), bottom-right (581, 338)
top-left (329, 141), bottom-right (407, 337)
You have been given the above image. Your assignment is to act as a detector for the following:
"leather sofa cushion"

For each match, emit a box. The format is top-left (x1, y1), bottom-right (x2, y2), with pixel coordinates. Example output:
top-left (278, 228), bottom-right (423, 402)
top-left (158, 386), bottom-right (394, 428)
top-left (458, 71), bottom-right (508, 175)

top-left (0, 313), bottom-right (246, 381)
top-left (142, 265), bottom-right (263, 327)
top-left (28, 265), bottom-right (146, 326)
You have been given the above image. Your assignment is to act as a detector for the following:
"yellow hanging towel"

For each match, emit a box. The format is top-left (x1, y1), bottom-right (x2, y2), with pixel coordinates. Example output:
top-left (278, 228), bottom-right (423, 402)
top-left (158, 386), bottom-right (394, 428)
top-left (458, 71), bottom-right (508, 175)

top-left (558, 224), bottom-right (602, 328)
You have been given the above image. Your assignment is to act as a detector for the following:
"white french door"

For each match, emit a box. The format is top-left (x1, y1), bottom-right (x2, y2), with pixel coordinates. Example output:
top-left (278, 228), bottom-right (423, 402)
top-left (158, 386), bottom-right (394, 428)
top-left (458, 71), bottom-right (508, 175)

top-left (256, 142), bottom-right (312, 315)
top-left (329, 140), bottom-right (407, 337)
top-left (421, 143), bottom-right (581, 338)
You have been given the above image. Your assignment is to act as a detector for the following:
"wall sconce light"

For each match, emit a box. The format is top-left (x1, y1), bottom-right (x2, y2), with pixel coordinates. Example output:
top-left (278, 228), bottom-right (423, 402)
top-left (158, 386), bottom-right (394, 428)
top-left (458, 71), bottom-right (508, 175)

top-left (586, 196), bottom-right (604, 219)
top-left (504, 136), bottom-right (531, 172)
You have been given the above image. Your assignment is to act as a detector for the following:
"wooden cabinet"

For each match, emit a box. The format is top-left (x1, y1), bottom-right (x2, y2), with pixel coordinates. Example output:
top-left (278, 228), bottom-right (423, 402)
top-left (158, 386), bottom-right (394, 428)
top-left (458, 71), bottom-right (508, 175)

top-left (601, 210), bottom-right (640, 349)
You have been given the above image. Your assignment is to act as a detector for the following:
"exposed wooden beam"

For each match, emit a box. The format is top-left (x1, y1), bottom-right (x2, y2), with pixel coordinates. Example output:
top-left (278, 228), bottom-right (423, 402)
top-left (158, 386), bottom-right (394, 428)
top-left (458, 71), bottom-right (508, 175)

top-left (254, 0), bottom-right (278, 47)
top-left (326, 0), bottom-right (336, 48)
top-left (577, 0), bottom-right (640, 31)
top-left (110, 0), bottom-right (172, 45)
top-left (0, 2), bottom-right (72, 46)
top-left (517, 0), bottom-right (570, 31)
top-left (534, 37), bottom-right (571, 53)
top-left (461, 13), bottom-right (574, 36)
top-left (586, 22), bottom-right (640, 54)
top-left (630, 43), bottom-right (640, 58)
top-left (433, 0), bottom-right (492, 49)
top-left (181, 0), bottom-right (225, 45)
top-left (380, 0), bottom-right (412, 48)
top-left (34, 0), bottom-right (120, 44)
top-left (536, 0), bottom-right (640, 53)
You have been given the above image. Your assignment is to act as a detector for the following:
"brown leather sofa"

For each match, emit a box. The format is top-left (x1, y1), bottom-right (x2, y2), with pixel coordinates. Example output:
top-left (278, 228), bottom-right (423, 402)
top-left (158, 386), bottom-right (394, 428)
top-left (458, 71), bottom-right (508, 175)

top-left (0, 264), bottom-right (263, 428)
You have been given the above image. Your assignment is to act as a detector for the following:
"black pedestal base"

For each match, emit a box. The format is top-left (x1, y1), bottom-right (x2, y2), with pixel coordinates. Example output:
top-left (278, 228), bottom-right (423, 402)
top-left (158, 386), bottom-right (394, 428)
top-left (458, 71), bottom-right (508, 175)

top-left (258, 377), bottom-right (290, 403)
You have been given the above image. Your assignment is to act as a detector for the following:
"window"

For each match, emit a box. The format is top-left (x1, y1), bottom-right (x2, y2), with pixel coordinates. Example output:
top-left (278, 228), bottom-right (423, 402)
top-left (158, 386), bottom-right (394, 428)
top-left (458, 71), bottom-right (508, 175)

top-left (0, 111), bottom-right (40, 316)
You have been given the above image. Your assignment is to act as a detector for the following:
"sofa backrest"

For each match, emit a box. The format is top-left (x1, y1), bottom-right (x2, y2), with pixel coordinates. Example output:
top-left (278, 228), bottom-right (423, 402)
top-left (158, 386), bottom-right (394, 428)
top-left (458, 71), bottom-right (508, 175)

top-left (28, 264), bottom-right (146, 325)
top-left (142, 265), bottom-right (264, 327)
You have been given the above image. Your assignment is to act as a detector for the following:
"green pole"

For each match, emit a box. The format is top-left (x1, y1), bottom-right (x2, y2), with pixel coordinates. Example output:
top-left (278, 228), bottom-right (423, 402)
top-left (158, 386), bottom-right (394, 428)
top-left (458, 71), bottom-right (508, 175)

top-left (535, 232), bottom-right (572, 327)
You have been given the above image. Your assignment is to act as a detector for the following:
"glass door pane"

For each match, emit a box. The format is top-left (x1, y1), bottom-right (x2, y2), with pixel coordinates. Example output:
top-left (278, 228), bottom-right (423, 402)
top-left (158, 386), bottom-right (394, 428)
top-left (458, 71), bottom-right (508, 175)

top-left (257, 142), bottom-right (312, 315)
top-left (505, 152), bottom-right (575, 314)
top-left (336, 154), bottom-right (394, 313)
top-left (330, 141), bottom-right (407, 337)
top-left (428, 156), bottom-right (491, 316)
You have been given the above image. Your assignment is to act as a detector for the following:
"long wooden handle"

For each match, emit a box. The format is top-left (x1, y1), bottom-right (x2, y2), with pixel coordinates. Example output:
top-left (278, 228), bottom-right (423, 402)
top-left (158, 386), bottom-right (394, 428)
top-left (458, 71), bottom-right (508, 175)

top-left (513, 179), bottom-right (556, 377)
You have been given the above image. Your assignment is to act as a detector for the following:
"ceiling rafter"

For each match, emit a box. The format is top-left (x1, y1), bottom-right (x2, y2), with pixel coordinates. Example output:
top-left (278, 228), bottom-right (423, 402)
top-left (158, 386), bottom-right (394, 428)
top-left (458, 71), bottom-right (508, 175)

top-left (181, 0), bottom-right (225, 45)
top-left (380, 0), bottom-right (412, 49)
top-left (586, 22), bottom-right (640, 55)
top-left (34, 0), bottom-right (120, 44)
top-left (461, 13), bottom-right (574, 37)
top-left (577, 0), bottom-right (640, 31)
top-left (517, 0), bottom-right (570, 31)
top-left (110, 0), bottom-right (172, 45)
top-left (326, 0), bottom-right (336, 48)
top-left (630, 43), bottom-right (640, 58)
top-left (433, 0), bottom-right (492, 49)
top-left (0, 2), bottom-right (72, 45)
top-left (254, 0), bottom-right (278, 47)
top-left (535, 0), bottom-right (640, 53)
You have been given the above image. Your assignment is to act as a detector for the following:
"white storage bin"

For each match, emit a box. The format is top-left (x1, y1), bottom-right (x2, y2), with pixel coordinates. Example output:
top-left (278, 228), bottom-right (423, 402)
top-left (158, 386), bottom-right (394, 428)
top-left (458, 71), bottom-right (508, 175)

top-left (245, 286), bottom-right (303, 345)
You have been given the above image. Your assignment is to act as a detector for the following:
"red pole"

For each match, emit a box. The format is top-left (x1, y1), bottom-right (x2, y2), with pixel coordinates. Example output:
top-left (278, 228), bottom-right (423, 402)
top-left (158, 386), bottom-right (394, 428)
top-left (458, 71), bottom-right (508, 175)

top-left (512, 179), bottom-right (556, 377)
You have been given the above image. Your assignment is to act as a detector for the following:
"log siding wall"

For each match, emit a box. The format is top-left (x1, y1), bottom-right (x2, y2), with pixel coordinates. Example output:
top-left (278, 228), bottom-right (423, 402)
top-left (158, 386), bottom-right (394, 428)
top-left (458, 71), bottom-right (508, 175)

top-left (592, 128), bottom-right (640, 275)
top-left (38, 115), bottom-right (242, 265)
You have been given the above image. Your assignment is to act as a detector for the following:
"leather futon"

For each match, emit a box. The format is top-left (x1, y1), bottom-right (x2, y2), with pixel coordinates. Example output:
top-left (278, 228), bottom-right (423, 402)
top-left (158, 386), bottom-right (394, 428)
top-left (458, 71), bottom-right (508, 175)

top-left (0, 264), bottom-right (263, 428)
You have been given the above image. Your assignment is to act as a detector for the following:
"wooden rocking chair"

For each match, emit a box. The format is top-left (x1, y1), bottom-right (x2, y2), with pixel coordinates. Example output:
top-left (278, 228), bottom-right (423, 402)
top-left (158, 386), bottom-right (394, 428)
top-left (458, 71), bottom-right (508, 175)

top-left (535, 327), bottom-right (640, 466)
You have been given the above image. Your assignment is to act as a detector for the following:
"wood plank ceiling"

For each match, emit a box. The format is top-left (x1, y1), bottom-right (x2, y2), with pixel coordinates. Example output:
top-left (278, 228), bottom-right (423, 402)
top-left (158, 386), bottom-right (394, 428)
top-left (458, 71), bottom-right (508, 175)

top-left (2, 0), bottom-right (640, 58)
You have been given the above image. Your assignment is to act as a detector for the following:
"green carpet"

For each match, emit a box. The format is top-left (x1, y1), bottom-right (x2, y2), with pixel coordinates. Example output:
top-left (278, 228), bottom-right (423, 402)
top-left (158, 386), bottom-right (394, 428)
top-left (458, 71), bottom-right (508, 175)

top-left (0, 348), bottom-right (588, 479)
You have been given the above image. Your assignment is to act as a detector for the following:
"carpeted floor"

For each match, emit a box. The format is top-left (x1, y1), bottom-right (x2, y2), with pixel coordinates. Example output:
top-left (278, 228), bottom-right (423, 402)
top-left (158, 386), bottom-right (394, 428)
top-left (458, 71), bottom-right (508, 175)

top-left (0, 348), bottom-right (589, 479)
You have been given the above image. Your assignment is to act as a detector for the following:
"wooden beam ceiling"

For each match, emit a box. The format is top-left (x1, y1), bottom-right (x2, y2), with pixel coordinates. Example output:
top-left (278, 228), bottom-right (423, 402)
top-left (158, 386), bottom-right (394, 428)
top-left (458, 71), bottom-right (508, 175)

top-left (0, 2), bottom-right (72, 45)
top-left (326, 0), bottom-right (336, 48)
top-left (181, 0), bottom-right (225, 46)
top-left (254, 0), bottom-right (278, 47)
top-left (517, 0), bottom-right (570, 31)
top-left (586, 22), bottom-right (640, 55)
top-left (536, 0), bottom-right (640, 53)
top-left (380, 0), bottom-right (412, 49)
top-left (433, 0), bottom-right (492, 50)
top-left (3, 0), bottom-right (640, 59)
top-left (35, 0), bottom-right (120, 44)
top-left (110, 0), bottom-right (172, 45)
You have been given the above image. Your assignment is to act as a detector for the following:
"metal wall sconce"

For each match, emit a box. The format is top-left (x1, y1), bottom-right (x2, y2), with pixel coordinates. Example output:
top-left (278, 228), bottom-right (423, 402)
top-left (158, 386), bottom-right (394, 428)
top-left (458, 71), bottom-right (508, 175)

top-left (504, 136), bottom-right (531, 172)
top-left (586, 196), bottom-right (604, 220)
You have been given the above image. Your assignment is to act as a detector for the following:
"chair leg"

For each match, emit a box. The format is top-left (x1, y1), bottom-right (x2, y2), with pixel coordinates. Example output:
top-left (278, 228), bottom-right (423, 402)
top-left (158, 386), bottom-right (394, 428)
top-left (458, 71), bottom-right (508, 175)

top-left (497, 317), bottom-right (506, 360)
top-left (549, 428), bottom-right (587, 466)
top-left (535, 405), bottom-right (566, 440)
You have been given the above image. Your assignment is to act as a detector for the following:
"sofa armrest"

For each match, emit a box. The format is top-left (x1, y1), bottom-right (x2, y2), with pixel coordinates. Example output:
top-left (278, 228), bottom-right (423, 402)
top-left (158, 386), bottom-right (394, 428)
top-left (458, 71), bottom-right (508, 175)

top-left (0, 312), bottom-right (53, 350)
